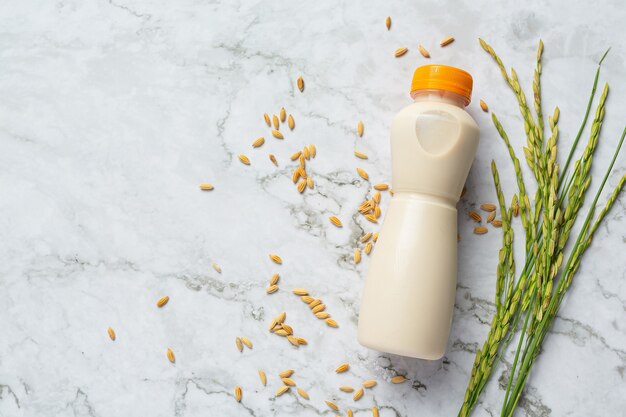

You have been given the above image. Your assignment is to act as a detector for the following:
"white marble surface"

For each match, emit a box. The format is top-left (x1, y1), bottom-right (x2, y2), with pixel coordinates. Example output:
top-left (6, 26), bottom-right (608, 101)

top-left (1, 1), bottom-right (625, 416)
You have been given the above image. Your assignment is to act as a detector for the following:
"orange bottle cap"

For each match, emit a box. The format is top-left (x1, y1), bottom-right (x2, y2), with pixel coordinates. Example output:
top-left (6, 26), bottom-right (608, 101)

top-left (410, 65), bottom-right (473, 105)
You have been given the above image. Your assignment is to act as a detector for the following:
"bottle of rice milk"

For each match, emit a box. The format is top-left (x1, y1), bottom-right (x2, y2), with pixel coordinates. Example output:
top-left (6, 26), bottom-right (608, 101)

top-left (358, 65), bottom-right (480, 359)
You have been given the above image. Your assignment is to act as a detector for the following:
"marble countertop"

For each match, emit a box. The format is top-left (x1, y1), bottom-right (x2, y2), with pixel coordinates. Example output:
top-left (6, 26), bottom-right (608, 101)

top-left (1, 1), bottom-right (625, 416)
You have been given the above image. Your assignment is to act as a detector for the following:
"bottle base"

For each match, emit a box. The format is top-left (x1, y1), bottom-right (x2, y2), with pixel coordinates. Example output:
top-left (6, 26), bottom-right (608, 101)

top-left (357, 333), bottom-right (444, 361)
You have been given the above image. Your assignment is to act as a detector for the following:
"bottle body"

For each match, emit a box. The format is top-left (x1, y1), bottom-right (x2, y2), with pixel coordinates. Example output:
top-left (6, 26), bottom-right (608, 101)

top-left (357, 97), bottom-right (479, 359)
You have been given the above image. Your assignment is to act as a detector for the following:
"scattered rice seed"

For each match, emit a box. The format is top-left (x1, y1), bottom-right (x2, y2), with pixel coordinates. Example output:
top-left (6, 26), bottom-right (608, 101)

top-left (297, 76), bottom-right (304, 92)
top-left (418, 44), bottom-right (430, 58)
top-left (292, 169), bottom-right (301, 183)
top-left (282, 378), bottom-right (296, 386)
top-left (360, 232), bottom-right (373, 243)
top-left (474, 226), bottom-right (488, 235)
top-left (335, 363), bottom-right (350, 373)
top-left (308, 299), bottom-right (322, 308)
top-left (301, 295), bottom-right (314, 303)
top-left (297, 388), bottom-right (309, 399)
top-left (107, 327), bottom-right (116, 341)
top-left (290, 152), bottom-right (302, 162)
top-left (235, 386), bottom-right (242, 402)
top-left (385, 16), bottom-right (391, 30)
top-left (241, 337), bottom-right (253, 349)
top-left (357, 168), bottom-right (369, 181)
top-left (167, 348), bottom-right (175, 363)
top-left (312, 303), bottom-right (326, 314)
top-left (479, 99), bottom-right (489, 112)
top-left (276, 386), bottom-right (290, 396)
top-left (264, 113), bottom-right (271, 126)
top-left (391, 375), bottom-right (407, 384)
top-left (364, 213), bottom-right (378, 223)
top-left (329, 216), bottom-right (343, 227)
top-left (325, 400), bottom-right (339, 411)
top-left (353, 388), bottom-right (364, 401)
top-left (492, 220), bottom-right (503, 228)
top-left (364, 242), bottom-right (373, 255)
top-left (480, 203), bottom-right (497, 212)
top-left (358, 121), bottom-right (364, 137)
top-left (287, 335), bottom-right (299, 346)
top-left (269, 254), bottom-right (283, 264)
top-left (358, 201), bottom-right (372, 213)
top-left (272, 129), bottom-right (284, 139)
top-left (348, 410), bottom-right (354, 417)
top-left (308, 144), bottom-right (316, 157)
top-left (440, 36), bottom-right (455, 47)
top-left (252, 137), bottom-right (265, 148)
top-left (280, 107), bottom-right (286, 122)
top-left (469, 211), bottom-right (482, 222)
top-left (373, 204), bottom-right (381, 218)
top-left (340, 386), bottom-right (355, 393)
top-left (279, 369), bottom-right (294, 378)
top-left (266, 285), bottom-right (279, 294)
top-left (276, 312), bottom-right (286, 323)
top-left (238, 154), bottom-right (250, 165)
top-left (272, 114), bottom-right (279, 129)
top-left (362, 379), bottom-right (377, 388)
top-left (296, 337), bottom-right (308, 345)
top-left (297, 180), bottom-right (307, 193)
top-left (292, 288), bottom-right (308, 296)
top-left (354, 150), bottom-right (368, 159)
top-left (306, 177), bottom-right (314, 189)
top-left (372, 232), bottom-right (379, 241)
top-left (288, 114), bottom-right (295, 130)
top-left (487, 210), bottom-right (496, 223)
top-left (298, 154), bottom-right (306, 169)
top-left (258, 370), bottom-right (267, 386)
top-left (269, 319), bottom-right (278, 331)
top-left (303, 146), bottom-right (310, 160)
top-left (281, 323), bottom-right (293, 334)
top-left (269, 154), bottom-right (278, 166)
top-left (395, 47), bottom-right (408, 57)
top-left (326, 318), bottom-right (339, 327)
top-left (270, 273), bottom-right (280, 286)
top-left (235, 337), bottom-right (243, 352)
top-left (199, 183), bottom-right (214, 191)
top-left (373, 183), bottom-right (389, 191)
top-left (315, 311), bottom-right (330, 319)
top-left (373, 191), bottom-right (381, 203)
top-left (212, 262), bottom-right (222, 273)
top-left (156, 296), bottom-right (170, 308)
top-left (372, 406), bottom-right (380, 417)
top-left (275, 329), bottom-right (289, 337)
top-left (354, 249), bottom-right (361, 264)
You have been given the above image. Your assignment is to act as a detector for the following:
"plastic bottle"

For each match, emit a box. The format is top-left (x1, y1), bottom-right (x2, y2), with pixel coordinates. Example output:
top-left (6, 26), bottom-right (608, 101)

top-left (357, 65), bottom-right (480, 359)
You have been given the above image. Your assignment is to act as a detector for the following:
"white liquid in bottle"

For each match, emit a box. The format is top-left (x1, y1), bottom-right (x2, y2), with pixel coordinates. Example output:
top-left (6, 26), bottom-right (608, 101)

top-left (358, 65), bottom-right (480, 359)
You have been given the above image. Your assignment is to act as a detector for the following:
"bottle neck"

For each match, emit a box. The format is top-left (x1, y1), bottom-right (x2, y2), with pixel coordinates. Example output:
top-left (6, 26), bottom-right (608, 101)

top-left (410, 89), bottom-right (467, 108)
